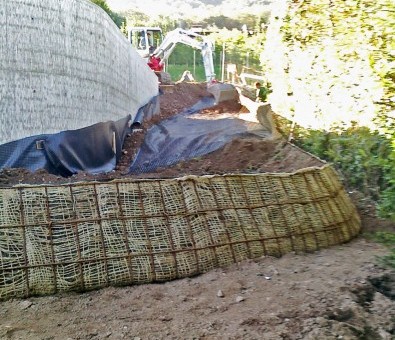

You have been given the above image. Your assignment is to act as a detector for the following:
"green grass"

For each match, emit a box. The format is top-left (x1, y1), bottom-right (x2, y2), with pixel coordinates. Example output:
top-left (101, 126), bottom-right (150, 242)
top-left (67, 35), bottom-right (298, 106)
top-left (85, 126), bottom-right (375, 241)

top-left (166, 64), bottom-right (222, 82)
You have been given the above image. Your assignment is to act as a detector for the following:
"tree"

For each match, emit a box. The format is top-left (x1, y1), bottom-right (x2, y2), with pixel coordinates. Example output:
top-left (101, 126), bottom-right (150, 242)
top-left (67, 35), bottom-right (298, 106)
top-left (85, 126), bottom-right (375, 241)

top-left (262, 0), bottom-right (394, 219)
top-left (90, 0), bottom-right (126, 28)
top-left (202, 15), bottom-right (241, 30)
top-left (210, 27), bottom-right (265, 72)
top-left (121, 9), bottom-right (150, 27)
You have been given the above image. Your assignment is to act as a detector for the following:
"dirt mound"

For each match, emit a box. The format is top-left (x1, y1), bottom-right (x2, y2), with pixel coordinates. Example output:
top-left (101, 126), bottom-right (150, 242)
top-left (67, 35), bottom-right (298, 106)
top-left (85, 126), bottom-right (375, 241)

top-left (136, 138), bottom-right (323, 179)
top-left (158, 82), bottom-right (212, 116)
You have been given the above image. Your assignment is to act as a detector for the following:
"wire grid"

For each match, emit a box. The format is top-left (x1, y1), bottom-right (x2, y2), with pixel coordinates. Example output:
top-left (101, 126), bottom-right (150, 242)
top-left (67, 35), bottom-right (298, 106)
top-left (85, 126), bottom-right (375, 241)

top-left (0, 164), bottom-right (361, 300)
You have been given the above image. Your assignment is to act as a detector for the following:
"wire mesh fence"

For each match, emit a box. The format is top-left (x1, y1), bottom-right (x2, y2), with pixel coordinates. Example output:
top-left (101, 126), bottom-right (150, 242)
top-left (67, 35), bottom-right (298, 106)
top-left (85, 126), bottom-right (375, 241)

top-left (0, 164), bottom-right (360, 300)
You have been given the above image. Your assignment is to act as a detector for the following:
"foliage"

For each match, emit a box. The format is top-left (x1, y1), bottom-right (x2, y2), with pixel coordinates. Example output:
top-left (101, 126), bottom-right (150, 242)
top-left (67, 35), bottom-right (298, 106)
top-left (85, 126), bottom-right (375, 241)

top-left (264, 0), bottom-right (395, 219)
top-left (90, 0), bottom-right (126, 28)
top-left (293, 124), bottom-right (394, 220)
top-left (310, 0), bottom-right (394, 133)
top-left (200, 12), bottom-right (269, 31)
top-left (202, 15), bottom-right (242, 30)
top-left (155, 15), bottom-right (179, 33)
top-left (167, 45), bottom-right (203, 68)
top-left (110, 0), bottom-right (273, 23)
top-left (209, 27), bottom-right (266, 72)
top-left (121, 9), bottom-right (152, 27)
top-left (372, 232), bottom-right (395, 269)
top-left (377, 149), bottom-right (395, 220)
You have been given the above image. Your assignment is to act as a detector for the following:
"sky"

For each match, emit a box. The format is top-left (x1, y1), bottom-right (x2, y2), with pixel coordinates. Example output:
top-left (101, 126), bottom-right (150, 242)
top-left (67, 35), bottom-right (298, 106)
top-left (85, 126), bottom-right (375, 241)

top-left (106, 0), bottom-right (132, 11)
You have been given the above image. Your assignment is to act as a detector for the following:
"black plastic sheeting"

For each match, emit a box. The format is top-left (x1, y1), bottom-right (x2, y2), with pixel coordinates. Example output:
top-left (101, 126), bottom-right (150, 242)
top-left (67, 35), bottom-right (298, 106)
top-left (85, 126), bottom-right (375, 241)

top-left (42, 116), bottom-right (131, 177)
top-left (0, 115), bottom-right (131, 177)
top-left (0, 94), bottom-right (267, 177)
top-left (129, 96), bottom-right (268, 174)
top-left (0, 93), bottom-right (162, 176)
top-left (132, 94), bottom-right (160, 127)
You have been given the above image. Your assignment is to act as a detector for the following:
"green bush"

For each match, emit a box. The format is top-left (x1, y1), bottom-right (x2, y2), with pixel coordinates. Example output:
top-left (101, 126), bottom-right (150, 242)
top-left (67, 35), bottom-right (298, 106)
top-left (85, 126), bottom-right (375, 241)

top-left (268, 0), bottom-right (394, 221)
top-left (372, 232), bottom-right (395, 269)
top-left (293, 125), bottom-right (394, 221)
top-left (91, 0), bottom-right (125, 28)
top-left (377, 149), bottom-right (395, 220)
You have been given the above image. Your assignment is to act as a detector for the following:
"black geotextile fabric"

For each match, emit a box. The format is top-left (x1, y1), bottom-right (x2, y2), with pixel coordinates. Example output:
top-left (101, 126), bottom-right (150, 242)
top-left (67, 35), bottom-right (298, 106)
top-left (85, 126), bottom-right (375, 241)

top-left (129, 97), bottom-right (268, 174)
top-left (0, 94), bottom-right (266, 177)
top-left (132, 94), bottom-right (160, 127)
top-left (0, 115), bottom-right (132, 176)
top-left (0, 94), bottom-right (163, 176)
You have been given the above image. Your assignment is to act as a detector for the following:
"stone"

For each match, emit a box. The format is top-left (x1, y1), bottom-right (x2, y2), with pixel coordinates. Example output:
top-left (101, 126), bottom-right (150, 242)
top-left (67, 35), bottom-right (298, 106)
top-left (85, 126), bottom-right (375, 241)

top-left (217, 290), bottom-right (225, 298)
top-left (236, 296), bottom-right (245, 303)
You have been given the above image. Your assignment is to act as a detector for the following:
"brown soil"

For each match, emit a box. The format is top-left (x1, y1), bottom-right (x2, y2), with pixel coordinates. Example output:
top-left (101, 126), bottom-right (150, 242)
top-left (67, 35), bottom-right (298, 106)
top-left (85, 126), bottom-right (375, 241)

top-left (0, 82), bottom-right (394, 340)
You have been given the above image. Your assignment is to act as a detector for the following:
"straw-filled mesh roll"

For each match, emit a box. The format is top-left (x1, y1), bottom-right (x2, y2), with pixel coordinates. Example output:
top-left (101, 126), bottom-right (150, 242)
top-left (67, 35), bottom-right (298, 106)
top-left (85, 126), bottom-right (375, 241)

top-left (0, 165), bottom-right (360, 300)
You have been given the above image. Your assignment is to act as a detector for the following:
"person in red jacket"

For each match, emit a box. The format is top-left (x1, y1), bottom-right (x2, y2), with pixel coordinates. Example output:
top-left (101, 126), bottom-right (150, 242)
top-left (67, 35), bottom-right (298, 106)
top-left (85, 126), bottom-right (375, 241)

top-left (147, 55), bottom-right (164, 71)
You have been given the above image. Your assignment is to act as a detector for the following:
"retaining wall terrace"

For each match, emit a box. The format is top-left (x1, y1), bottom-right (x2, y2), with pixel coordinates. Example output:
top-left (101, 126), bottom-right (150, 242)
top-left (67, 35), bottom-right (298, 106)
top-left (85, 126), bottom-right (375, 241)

top-left (0, 0), bottom-right (158, 145)
top-left (0, 165), bottom-right (361, 300)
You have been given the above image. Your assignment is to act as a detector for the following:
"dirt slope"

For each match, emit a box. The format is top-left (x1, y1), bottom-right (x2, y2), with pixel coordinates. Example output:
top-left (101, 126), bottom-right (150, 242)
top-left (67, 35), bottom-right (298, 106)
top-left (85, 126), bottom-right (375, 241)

top-left (0, 82), bottom-right (394, 340)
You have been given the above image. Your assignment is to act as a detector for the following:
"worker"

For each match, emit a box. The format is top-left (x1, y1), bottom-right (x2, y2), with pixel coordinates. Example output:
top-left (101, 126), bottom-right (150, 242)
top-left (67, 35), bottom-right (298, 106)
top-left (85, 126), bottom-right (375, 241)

top-left (148, 55), bottom-right (163, 71)
top-left (255, 82), bottom-right (270, 103)
top-left (139, 32), bottom-right (150, 49)
top-left (147, 33), bottom-right (155, 53)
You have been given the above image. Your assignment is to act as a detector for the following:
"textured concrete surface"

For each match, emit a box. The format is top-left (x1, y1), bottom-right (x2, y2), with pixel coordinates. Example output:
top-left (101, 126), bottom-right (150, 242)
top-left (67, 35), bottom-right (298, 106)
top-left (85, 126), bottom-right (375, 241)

top-left (0, 0), bottom-right (158, 145)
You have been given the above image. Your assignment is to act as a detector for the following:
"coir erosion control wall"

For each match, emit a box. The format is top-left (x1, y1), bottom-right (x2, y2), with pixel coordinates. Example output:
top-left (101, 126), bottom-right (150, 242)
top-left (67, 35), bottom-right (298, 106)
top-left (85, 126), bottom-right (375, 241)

top-left (0, 0), bottom-right (158, 145)
top-left (0, 165), bottom-right (361, 300)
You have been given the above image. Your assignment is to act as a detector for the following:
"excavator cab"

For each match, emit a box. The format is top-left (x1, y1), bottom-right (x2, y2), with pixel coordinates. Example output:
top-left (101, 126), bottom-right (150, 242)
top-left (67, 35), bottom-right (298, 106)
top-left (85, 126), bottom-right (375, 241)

top-left (128, 27), bottom-right (163, 59)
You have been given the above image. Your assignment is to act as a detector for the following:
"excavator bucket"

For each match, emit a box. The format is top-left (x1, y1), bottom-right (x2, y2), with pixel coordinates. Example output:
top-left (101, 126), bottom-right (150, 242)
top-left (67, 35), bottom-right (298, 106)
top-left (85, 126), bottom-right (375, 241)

top-left (207, 83), bottom-right (239, 104)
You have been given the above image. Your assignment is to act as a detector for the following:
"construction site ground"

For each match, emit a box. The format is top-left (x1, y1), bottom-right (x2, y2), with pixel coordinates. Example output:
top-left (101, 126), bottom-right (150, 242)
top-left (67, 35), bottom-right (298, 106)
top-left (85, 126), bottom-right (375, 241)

top-left (0, 82), bottom-right (394, 340)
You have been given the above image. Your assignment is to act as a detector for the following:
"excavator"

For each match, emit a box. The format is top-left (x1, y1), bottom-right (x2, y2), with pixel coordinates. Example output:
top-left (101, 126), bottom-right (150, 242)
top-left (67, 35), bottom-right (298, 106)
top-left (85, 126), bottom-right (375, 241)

top-left (148, 28), bottom-right (215, 83)
top-left (128, 27), bottom-right (237, 103)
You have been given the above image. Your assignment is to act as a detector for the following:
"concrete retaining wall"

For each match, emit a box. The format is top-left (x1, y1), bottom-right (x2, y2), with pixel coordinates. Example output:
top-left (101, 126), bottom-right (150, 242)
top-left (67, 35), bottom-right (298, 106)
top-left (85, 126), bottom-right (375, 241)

top-left (0, 0), bottom-right (158, 145)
